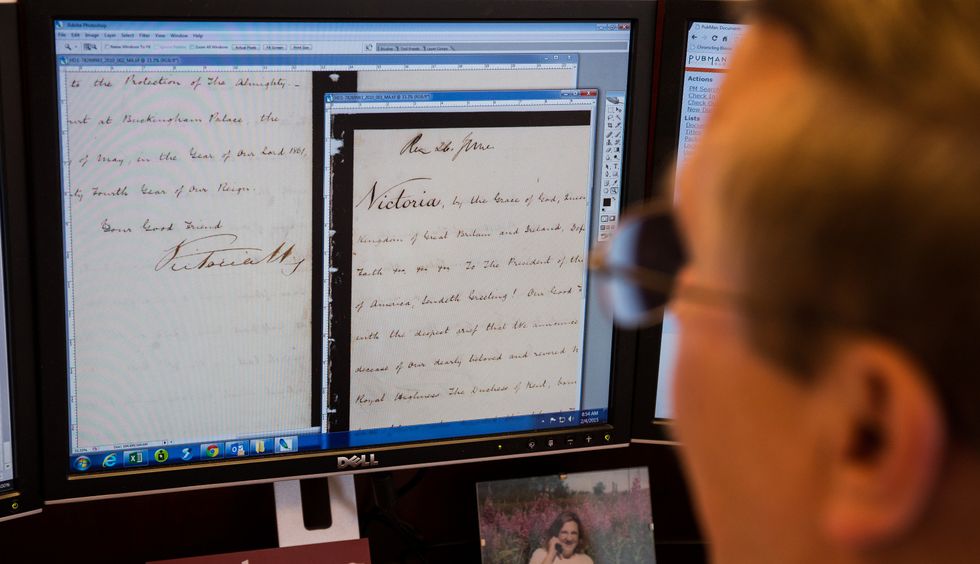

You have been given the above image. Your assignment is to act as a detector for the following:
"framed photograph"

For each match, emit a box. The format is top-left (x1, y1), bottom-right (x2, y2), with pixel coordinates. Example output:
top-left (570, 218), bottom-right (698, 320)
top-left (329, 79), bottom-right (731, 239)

top-left (477, 467), bottom-right (655, 563)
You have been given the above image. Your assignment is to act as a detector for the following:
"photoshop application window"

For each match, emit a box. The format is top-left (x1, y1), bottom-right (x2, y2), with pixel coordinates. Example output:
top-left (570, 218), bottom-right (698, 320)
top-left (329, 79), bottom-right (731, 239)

top-left (53, 20), bottom-right (633, 474)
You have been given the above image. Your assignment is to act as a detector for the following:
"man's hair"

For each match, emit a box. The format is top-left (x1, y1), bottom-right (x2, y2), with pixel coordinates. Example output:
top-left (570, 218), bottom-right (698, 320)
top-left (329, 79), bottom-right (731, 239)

top-left (717, 0), bottom-right (980, 446)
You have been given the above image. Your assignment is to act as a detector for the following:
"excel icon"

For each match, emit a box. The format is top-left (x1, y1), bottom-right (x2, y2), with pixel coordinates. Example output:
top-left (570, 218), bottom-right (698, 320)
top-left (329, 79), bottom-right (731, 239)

top-left (124, 450), bottom-right (147, 467)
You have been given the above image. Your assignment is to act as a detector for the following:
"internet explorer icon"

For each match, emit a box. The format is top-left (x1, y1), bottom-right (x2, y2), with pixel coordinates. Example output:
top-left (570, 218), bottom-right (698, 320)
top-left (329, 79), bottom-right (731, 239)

top-left (101, 453), bottom-right (118, 468)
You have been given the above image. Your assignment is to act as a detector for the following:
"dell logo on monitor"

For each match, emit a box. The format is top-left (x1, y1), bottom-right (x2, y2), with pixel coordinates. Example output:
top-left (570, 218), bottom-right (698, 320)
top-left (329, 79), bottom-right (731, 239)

top-left (337, 454), bottom-right (379, 469)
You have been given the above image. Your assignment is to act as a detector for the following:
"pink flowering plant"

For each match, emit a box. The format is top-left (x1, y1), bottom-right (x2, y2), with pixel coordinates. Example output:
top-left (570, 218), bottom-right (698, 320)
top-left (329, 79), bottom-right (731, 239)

top-left (477, 468), bottom-right (655, 563)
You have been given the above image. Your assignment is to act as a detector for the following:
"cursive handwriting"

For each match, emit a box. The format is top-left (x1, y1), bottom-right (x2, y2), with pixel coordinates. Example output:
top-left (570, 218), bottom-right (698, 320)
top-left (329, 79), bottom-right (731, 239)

top-left (356, 177), bottom-right (441, 211)
top-left (61, 70), bottom-right (316, 448)
top-left (348, 123), bottom-right (592, 430)
top-left (398, 132), bottom-right (494, 162)
top-left (154, 233), bottom-right (305, 276)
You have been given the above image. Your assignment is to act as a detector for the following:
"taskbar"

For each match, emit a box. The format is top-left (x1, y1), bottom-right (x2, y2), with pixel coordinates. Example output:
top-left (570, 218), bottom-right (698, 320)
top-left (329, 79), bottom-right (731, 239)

top-left (68, 408), bottom-right (608, 475)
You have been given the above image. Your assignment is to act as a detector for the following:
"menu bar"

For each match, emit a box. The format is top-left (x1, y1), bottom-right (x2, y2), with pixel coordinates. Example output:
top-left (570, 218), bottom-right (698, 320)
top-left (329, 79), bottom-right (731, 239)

top-left (54, 20), bottom-right (631, 56)
top-left (55, 20), bottom-right (632, 33)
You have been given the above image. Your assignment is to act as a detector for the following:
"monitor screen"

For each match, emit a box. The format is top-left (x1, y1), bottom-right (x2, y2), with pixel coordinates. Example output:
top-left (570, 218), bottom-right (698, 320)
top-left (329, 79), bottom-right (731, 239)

top-left (0, 304), bottom-right (14, 492)
top-left (654, 20), bottom-right (746, 420)
top-left (0, 0), bottom-right (42, 520)
top-left (0, 164), bottom-right (23, 513)
top-left (0, 246), bottom-right (11, 490)
top-left (27, 2), bottom-right (654, 499)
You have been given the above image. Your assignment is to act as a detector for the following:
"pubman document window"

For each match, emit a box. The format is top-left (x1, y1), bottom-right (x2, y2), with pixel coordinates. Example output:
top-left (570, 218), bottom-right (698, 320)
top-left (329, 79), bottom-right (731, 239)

top-left (52, 20), bottom-right (631, 475)
top-left (657, 21), bottom-right (746, 420)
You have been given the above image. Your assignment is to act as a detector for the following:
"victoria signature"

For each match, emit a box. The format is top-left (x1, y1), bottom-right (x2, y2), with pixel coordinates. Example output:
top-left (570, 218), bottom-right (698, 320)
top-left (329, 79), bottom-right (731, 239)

top-left (155, 233), bottom-right (305, 276)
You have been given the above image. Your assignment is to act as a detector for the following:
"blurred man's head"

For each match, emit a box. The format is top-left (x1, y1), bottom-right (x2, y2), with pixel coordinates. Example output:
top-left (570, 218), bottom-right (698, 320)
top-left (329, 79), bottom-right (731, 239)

top-left (671, 1), bottom-right (980, 563)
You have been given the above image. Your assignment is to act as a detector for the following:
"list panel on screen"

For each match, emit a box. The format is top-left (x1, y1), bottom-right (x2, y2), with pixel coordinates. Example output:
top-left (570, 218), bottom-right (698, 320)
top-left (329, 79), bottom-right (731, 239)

top-left (53, 20), bottom-right (633, 474)
top-left (656, 21), bottom-right (746, 420)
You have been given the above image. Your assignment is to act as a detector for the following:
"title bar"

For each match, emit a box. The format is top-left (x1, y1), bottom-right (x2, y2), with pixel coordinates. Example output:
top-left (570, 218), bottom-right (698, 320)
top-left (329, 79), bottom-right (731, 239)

top-left (326, 89), bottom-right (599, 104)
top-left (56, 20), bottom-right (632, 33)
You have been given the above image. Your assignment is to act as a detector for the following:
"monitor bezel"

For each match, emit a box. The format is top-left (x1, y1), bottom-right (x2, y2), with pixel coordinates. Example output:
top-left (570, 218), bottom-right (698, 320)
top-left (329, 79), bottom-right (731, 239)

top-left (22, 0), bottom-right (657, 502)
top-left (0, 0), bottom-right (43, 521)
top-left (632, 0), bottom-right (740, 444)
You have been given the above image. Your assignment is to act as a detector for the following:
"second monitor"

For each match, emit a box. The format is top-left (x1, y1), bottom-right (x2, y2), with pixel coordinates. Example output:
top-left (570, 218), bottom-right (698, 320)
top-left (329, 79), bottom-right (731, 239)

top-left (634, 0), bottom-right (746, 443)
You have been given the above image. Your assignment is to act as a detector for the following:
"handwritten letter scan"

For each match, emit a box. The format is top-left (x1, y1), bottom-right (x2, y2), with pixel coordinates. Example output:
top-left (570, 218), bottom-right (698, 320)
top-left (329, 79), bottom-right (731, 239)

top-left (346, 123), bottom-right (594, 429)
top-left (65, 71), bottom-right (313, 447)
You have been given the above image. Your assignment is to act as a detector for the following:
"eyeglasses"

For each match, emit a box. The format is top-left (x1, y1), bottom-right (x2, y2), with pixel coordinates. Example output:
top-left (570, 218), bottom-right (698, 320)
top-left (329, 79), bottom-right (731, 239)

top-left (588, 202), bottom-right (685, 328)
top-left (589, 202), bottom-right (746, 328)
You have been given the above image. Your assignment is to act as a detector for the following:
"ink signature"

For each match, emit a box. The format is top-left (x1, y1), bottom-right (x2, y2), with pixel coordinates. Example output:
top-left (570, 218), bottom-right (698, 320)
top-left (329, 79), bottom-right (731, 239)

top-left (154, 233), bottom-right (305, 276)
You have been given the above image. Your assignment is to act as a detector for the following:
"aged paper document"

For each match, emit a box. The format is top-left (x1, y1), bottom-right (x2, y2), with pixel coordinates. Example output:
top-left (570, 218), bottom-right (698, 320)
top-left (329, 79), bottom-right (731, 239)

top-left (346, 122), bottom-right (594, 429)
top-left (64, 71), bottom-right (313, 448)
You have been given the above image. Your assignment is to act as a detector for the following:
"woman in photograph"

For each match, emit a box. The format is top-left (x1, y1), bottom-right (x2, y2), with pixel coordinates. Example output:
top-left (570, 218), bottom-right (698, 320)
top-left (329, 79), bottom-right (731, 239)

top-left (528, 511), bottom-right (594, 564)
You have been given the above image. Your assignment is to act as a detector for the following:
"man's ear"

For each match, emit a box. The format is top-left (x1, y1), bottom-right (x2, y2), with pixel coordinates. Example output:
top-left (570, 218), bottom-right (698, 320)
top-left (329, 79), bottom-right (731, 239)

top-left (816, 341), bottom-right (946, 550)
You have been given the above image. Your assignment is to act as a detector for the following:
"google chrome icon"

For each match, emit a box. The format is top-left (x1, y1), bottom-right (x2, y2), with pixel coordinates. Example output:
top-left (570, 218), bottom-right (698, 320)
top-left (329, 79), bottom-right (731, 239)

top-left (202, 444), bottom-right (221, 458)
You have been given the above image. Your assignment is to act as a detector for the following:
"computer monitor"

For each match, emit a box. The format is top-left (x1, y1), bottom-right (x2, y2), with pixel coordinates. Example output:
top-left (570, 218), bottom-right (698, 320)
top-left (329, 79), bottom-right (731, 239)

top-left (633, 0), bottom-right (746, 443)
top-left (22, 0), bottom-right (658, 502)
top-left (0, 0), bottom-right (42, 521)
